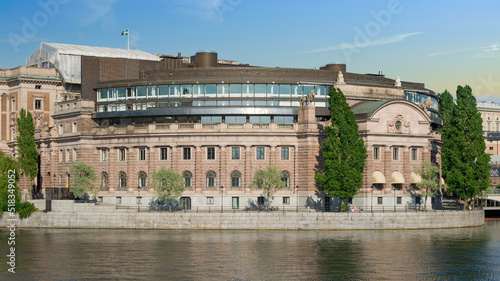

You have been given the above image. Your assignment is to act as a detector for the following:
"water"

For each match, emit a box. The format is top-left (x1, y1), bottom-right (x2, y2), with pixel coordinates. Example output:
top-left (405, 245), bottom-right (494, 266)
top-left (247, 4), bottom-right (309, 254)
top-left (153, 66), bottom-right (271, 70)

top-left (1, 222), bottom-right (499, 280)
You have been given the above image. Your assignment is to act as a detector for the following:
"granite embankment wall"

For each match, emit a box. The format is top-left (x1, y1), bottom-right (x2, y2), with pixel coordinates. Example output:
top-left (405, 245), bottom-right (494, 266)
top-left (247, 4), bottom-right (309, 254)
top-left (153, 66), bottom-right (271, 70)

top-left (0, 201), bottom-right (485, 230)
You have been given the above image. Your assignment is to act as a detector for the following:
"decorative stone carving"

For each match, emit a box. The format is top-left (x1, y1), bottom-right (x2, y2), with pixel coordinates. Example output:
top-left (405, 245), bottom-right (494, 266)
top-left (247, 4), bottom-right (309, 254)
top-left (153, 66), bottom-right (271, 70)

top-left (394, 76), bottom-right (401, 87)
top-left (420, 98), bottom-right (434, 112)
top-left (33, 111), bottom-right (45, 129)
top-left (387, 115), bottom-right (410, 134)
top-left (337, 71), bottom-right (345, 84)
top-left (299, 90), bottom-right (315, 106)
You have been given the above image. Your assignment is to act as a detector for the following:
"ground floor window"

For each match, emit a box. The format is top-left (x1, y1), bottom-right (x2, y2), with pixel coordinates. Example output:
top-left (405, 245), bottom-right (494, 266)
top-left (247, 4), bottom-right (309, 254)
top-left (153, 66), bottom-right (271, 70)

top-left (377, 197), bottom-right (383, 205)
top-left (258, 196), bottom-right (265, 205)
top-left (283, 197), bottom-right (290, 204)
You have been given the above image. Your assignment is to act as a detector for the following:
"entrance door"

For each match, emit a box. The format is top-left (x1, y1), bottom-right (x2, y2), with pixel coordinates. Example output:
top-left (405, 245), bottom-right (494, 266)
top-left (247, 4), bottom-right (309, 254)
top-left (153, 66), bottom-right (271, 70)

top-left (325, 196), bottom-right (331, 212)
top-left (232, 197), bottom-right (239, 209)
top-left (180, 197), bottom-right (191, 210)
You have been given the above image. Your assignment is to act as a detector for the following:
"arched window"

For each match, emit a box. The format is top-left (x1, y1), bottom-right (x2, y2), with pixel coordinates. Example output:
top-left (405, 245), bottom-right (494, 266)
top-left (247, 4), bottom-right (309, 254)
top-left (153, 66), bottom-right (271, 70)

top-left (231, 171), bottom-right (241, 188)
top-left (281, 171), bottom-right (290, 188)
top-left (118, 172), bottom-right (127, 190)
top-left (206, 171), bottom-right (216, 188)
top-left (183, 171), bottom-right (192, 188)
top-left (100, 172), bottom-right (108, 191)
top-left (138, 171), bottom-right (147, 188)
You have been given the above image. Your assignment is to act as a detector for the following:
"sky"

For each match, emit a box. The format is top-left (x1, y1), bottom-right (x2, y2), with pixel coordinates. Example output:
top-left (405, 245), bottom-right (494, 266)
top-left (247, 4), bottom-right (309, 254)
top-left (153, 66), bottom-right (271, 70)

top-left (1, 0), bottom-right (500, 101)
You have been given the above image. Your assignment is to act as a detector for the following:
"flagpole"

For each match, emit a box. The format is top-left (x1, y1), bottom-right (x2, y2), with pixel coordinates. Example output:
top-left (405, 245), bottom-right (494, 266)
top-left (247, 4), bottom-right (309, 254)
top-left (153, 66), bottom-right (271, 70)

top-left (127, 28), bottom-right (130, 50)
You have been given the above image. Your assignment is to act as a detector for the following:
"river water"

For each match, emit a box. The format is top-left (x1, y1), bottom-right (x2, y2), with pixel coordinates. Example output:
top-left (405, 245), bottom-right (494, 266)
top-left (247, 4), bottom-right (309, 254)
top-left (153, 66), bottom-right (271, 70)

top-left (1, 221), bottom-right (499, 280)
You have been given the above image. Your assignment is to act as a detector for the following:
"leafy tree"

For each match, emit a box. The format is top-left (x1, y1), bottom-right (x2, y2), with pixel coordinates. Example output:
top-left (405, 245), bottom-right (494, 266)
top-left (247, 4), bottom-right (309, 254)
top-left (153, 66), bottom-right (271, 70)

top-left (315, 87), bottom-right (367, 207)
top-left (70, 161), bottom-right (98, 199)
top-left (439, 86), bottom-right (490, 208)
top-left (149, 167), bottom-right (184, 212)
top-left (0, 151), bottom-right (20, 212)
top-left (414, 161), bottom-right (440, 211)
top-left (16, 108), bottom-right (39, 182)
top-left (249, 166), bottom-right (286, 210)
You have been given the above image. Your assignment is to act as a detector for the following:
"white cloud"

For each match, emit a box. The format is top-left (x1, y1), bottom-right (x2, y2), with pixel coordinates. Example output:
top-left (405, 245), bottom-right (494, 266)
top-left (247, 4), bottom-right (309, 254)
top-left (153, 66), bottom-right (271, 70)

top-left (78, 0), bottom-right (118, 27)
top-left (429, 43), bottom-right (500, 58)
top-left (303, 32), bottom-right (422, 54)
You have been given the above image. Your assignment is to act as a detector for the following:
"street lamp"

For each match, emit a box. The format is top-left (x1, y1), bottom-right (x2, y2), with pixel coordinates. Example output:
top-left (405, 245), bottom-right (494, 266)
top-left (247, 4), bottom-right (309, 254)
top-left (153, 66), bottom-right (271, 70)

top-left (220, 185), bottom-right (224, 213)
top-left (296, 185), bottom-right (299, 213)
top-left (137, 185), bottom-right (141, 213)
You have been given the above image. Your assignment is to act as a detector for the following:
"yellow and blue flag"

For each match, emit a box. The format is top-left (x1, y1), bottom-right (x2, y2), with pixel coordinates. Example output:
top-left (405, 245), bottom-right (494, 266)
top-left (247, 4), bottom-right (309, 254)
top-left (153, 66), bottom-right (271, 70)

top-left (121, 30), bottom-right (128, 36)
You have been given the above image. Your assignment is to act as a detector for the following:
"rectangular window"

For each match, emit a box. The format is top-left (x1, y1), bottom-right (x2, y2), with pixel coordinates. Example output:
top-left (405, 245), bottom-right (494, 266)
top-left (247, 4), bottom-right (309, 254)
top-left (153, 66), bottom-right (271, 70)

top-left (66, 149), bottom-right (69, 162)
top-left (256, 147), bottom-right (265, 160)
top-left (411, 148), bottom-right (417, 161)
top-left (393, 147), bottom-right (399, 160)
top-left (258, 196), bottom-right (265, 205)
top-left (489, 146), bottom-right (494, 151)
top-left (73, 149), bottom-right (77, 161)
top-left (116, 197), bottom-right (122, 204)
top-left (397, 197), bottom-right (402, 205)
top-left (139, 148), bottom-right (146, 161)
top-left (160, 148), bottom-right (168, 160)
top-left (72, 122), bottom-right (77, 133)
top-left (59, 124), bottom-right (64, 135)
top-left (232, 147), bottom-right (240, 160)
top-left (119, 149), bottom-right (126, 161)
top-left (373, 147), bottom-right (380, 160)
top-left (378, 197), bottom-right (383, 205)
top-left (35, 99), bottom-right (42, 110)
top-left (35, 85), bottom-right (42, 89)
top-left (416, 196), bottom-right (422, 205)
top-left (283, 197), bottom-right (290, 204)
top-left (183, 147), bottom-right (191, 160)
top-left (101, 149), bottom-right (107, 162)
top-left (59, 150), bottom-right (62, 162)
top-left (207, 147), bottom-right (215, 160)
top-left (281, 147), bottom-right (289, 160)
top-left (207, 197), bottom-right (214, 204)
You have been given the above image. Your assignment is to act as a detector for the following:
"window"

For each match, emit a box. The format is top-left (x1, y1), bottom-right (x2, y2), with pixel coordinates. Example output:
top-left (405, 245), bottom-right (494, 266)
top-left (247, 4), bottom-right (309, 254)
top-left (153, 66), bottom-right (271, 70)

top-left (59, 124), bottom-right (64, 135)
top-left (35, 99), bottom-right (42, 110)
top-left (59, 150), bottom-right (63, 162)
top-left (119, 149), bottom-right (126, 161)
top-left (101, 149), bottom-right (107, 162)
top-left (66, 149), bottom-right (70, 162)
top-left (206, 171), bottom-right (216, 188)
top-left (232, 147), bottom-right (240, 160)
top-left (416, 196), bottom-right (422, 205)
top-left (156, 147), bottom-right (167, 160)
top-left (256, 147), bottom-right (265, 160)
top-left (183, 171), bottom-right (192, 188)
top-left (373, 147), bottom-right (380, 160)
top-left (100, 172), bottom-right (108, 191)
top-left (378, 197), bottom-right (383, 205)
top-left (283, 197), bottom-right (290, 204)
top-left (207, 147), bottom-right (216, 160)
top-left (258, 197), bottom-right (265, 205)
top-left (281, 147), bottom-right (289, 160)
top-left (139, 148), bottom-right (146, 161)
top-left (281, 171), bottom-right (290, 188)
top-left (397, 197), bottom-right (402, 205)
top-left (118, 172), bottom-right (127, 190)
top-left (231, 171), bottom-right (241, 188)
top-left (116, 197), bottom-right (122, 204)
top-left (35, 85), bottom-right (41, 89)
top-left (138, 171), bottom-right (147, 188)
top-left (207, 197), bottom-right (214, 204)
top-left (411, 148), bottom-right (417, 161)
top-left (489, 147), bottom-right (494, 151)
top-left (73, 149), bottom-right (77, 161)
top-left (183, 147), bottom-right (191, 160)
top-left (72, 122), bottom-right (77, 133)
top-left (392, 147), bottom-right (399, 160)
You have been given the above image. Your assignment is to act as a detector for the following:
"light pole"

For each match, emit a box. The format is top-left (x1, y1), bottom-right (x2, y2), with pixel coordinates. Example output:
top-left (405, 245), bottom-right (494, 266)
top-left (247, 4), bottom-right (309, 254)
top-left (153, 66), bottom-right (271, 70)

top-left (138, 185), bottom-right (141, 213)
top-left (220, 185), bottom-right (224, 213)
top-left (296, 185), bottom-right (299, 213)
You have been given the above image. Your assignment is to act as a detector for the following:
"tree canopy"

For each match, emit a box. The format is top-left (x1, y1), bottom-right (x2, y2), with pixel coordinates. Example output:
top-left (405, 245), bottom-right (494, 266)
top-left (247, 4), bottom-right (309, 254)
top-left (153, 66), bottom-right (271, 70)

top-left (249, 166), bottom-right (286, 210)
top-left (149, 167), bottom-right (184, 211)
top-left (439, 86), bottom-right (490, 207)
top-left (414, 161), bottom-right (440, 211)
top-left (70, 161), bottom-right (98, 199)
top-left (315, 87), bottom-right (367, 203)
top-left (16, 108), bottom-right (39, 182)
top-left (0, 151), bottom-right (20, 211)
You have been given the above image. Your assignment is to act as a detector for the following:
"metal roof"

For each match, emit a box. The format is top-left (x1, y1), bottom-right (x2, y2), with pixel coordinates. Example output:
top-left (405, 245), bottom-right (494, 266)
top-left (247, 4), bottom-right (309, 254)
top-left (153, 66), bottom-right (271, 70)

top-left (27, 42), bottom-right (160, 84)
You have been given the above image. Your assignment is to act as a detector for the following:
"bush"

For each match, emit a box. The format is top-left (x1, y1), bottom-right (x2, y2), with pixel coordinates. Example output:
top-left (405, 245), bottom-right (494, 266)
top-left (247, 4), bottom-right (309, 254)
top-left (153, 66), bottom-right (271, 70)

top-left (341, 201), bottom-right (346, 212)
top-left (18, 202), bottom-right (37, 219)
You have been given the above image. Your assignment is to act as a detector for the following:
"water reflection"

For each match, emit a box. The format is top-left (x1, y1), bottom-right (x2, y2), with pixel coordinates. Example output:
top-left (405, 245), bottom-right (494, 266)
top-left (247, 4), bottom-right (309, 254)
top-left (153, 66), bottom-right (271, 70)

top-left (0, 222), bottom-right (499, 280)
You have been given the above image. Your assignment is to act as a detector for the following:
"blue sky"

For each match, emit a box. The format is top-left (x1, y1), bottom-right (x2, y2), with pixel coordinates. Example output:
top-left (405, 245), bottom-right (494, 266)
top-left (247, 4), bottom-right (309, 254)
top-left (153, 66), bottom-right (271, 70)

top-left (1, 0), bottom-right (500, 101)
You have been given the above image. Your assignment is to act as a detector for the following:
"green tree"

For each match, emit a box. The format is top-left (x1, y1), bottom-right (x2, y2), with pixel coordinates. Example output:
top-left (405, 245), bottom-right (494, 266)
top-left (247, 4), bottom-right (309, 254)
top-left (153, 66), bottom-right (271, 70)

top-left (315, 87), bottom-right (367, 207)
top-left (0, 151), bottom-right (20, 212)
top-left (70, 161), bottom-right (98, 199)
top-left (16, 108), bottom-right (39, 183)
top-left (439, 86), bottom-right (490, 208)
top-left (249, 166), bottom-right (286, 210)
top-left (149, 167), bottom-right (184, 212)
top-left (414, 161), bottom-right (440, 211)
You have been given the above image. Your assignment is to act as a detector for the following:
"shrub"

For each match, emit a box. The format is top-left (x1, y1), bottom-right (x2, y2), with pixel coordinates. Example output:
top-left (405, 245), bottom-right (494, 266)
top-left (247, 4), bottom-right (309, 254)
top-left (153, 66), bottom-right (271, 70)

top-left (18, 202), bottom-right (37, 219)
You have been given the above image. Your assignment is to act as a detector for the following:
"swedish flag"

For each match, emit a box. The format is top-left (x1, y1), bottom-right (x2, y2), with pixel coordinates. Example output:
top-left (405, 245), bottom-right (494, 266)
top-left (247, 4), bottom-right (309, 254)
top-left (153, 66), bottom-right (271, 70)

top-left (121, 30), bottom-right (128, 36)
